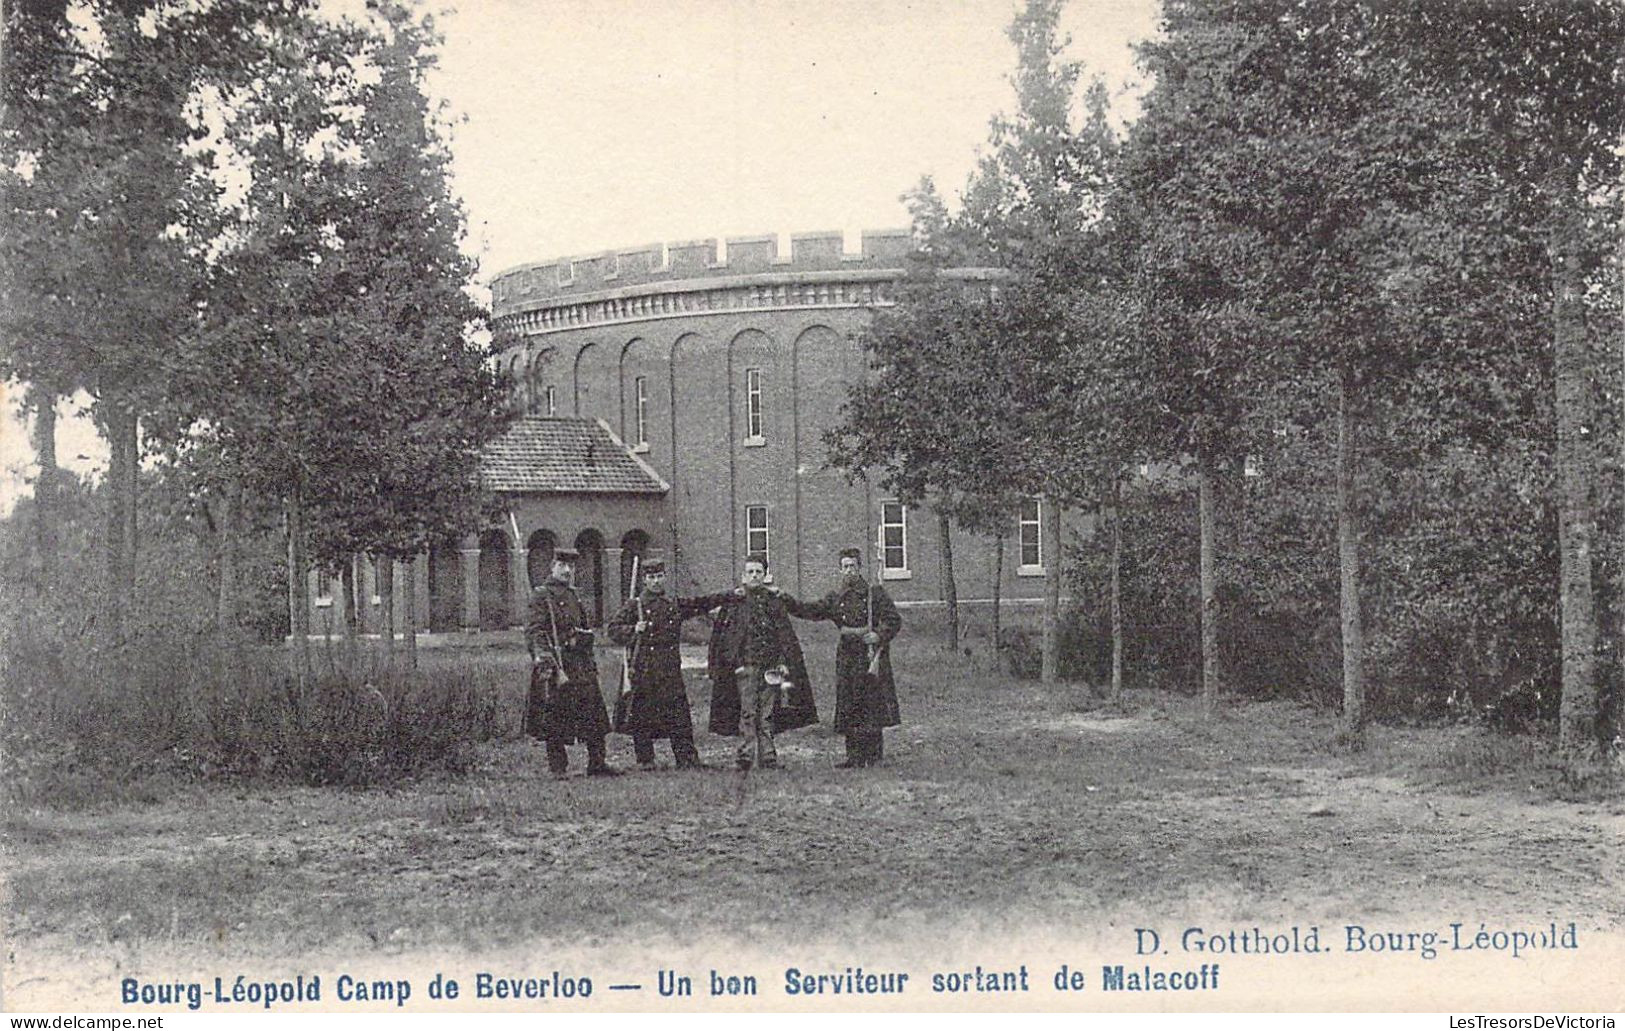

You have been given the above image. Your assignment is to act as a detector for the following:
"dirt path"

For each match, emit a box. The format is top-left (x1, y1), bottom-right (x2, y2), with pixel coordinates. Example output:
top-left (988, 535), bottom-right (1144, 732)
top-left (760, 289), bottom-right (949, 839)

top-left (4, 653), bottom-right (1622, 1010)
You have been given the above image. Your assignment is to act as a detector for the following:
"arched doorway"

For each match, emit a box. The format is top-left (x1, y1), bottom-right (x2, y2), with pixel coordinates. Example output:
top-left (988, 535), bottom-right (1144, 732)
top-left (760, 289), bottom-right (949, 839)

top-left (526, 529), bottom-right (557, 588)
top-left (620, 529), bottom-right (651, 601)
top-left (574, 529), bottom-right (605, 626)
top-left (427, 538), bottom-right (463, 633)
top-left (478, 529), bottom-right (511, 630)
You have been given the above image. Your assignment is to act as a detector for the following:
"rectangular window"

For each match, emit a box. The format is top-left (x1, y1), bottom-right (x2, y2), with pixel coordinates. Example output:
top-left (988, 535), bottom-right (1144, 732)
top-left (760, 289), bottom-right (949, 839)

top-left (880, 501), bottom-right (908, 577)
top-left (745, 367), bottom-right (764, 441)
top-left (1018, 498), bottom-right (1043, 573)
top-left (745, 504), bottom-right (769, 564)
top-left (545, 385), bottom-right (557, 416)
top-left (314, 569), bottom-right (333, 608)
top-left (634, 376), bottom-right (649, 446)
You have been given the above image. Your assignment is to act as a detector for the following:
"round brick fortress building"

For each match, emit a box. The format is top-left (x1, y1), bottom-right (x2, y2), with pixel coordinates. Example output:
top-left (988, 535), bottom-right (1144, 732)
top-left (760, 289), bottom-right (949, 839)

top-left (482, 229), bottom-right (1046, 625)
top-left (302, 230), bottom-right (1050, 639)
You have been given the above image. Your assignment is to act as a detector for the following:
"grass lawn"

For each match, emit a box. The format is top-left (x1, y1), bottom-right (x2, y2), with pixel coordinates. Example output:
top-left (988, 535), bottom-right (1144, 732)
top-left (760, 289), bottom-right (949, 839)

top-left (4, 625), bottom-right (1622, 1011)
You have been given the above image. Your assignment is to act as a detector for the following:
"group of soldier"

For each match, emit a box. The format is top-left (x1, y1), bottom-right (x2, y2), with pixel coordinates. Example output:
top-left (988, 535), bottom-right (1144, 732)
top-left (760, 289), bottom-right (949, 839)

top-left (523, 545), bottom-right (902, 778)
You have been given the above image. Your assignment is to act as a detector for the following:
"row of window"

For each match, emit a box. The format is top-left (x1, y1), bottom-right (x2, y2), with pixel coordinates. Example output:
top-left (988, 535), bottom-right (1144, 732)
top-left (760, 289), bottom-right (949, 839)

top-left (528, 369), bottom-right (768, 449)
top-left (314, 499), bottom-right (1048, 602)
top-left (742, 498), bottom-right (1046, 578)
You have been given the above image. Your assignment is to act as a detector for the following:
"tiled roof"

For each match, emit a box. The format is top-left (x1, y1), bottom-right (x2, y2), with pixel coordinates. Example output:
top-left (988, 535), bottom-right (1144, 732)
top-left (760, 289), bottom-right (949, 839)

top-left (480, 417), bottom-right (669, 495)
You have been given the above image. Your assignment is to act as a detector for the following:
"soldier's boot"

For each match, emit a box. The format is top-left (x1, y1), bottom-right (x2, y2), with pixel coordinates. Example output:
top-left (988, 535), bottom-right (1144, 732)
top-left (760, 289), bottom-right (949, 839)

top-left (585, 737), bottom-right (622, 777)
top-left (545, 739), bottom-right (570, 779)
top-left (672, 732), bottom-right (704, 769)
top-left (634, 735), bottom-right (657, 771)
top-left (835, 733), bottom-right (865, 769)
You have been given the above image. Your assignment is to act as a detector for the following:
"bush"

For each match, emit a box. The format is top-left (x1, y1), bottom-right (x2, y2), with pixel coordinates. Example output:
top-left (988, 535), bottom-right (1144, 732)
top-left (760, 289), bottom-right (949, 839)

top-left (191, 651), bottom-right (508, 786)
top-left (999, 606), bottom-right (1110, 682)
top-left (0, 484), bottom-right (512, 805)
top-left (2, 626), bottom-right (515, 805)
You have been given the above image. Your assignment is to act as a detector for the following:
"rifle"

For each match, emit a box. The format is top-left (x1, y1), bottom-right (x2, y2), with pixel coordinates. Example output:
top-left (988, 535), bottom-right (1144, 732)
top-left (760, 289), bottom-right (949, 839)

top-left (867, 523), bottom-right (883, 676)
top-left (541, 588), bottom-right (568, 704)
top-left (611, 556), bottom-right (641, 734)
top-left (620, 555), bottom-right (641, 701)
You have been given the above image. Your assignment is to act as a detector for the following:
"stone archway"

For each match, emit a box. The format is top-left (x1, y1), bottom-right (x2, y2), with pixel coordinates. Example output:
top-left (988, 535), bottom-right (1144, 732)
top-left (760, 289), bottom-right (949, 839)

top-left (526, 529), bottom-right (557, 588)
top-left (619, 529), bottom-right (651, 601)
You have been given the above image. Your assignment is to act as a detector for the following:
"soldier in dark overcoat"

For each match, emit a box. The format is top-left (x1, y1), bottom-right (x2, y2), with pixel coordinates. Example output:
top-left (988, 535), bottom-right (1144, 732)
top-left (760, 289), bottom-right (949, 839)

top-left (525, 548), bottom-right (618, 778)
top-left (786, 547), bottom-right (902, 767)
top-left (606, 559), bottom-right (731, 770)
top-left (705, 553), bottom-right (817, 770)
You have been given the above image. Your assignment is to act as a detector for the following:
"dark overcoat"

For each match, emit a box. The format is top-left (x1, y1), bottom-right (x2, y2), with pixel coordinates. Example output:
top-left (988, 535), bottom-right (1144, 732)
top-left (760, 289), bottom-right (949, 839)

top-left (524, 577), bottom-right (612, 745)
top-left (606, 591), bottom-right (730, 739)
top-left (788, 578), bottom-right (902, 732)
top-left (705, 589), bottom-right (818, 735)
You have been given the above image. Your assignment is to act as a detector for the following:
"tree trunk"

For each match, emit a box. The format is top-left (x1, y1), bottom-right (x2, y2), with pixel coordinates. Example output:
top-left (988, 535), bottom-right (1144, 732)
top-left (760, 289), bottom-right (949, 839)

top-left (340, 556), bottom-right (359, 671)
top-left (379, 555), bottom-right (396, 667)
top-left (404, 555), bottom-right (418, 670)
top-left (31, 387), bottom-right (59, 572)
top-left (286, 486), bottom-right (311, 678)
top-left (104, 406), bottom-right (139, 641)
top-left (1337, 365), bottom-right (1367, 745)
top-left (1197, 449), bottom-right (1219, 713)
top-left (938, 507), bottom-right (959, 652)
top-left (1550, 200), bottom-right (1599, 759)
top-left (991, 531), bottom-right (1005, 661)
top-left (1040, 497), bottom-right (1062, 684)
top-left (217, 488), bottom-right (236, 636)
top-left (1111, 480), bottom-right (1124, 703)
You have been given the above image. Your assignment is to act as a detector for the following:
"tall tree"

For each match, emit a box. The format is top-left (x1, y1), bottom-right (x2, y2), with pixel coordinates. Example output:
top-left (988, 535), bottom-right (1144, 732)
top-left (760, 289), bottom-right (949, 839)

top-left (1116, 6), bottom-right (1275, 712)
top-left (825, 177), bottom-right (1024, 654)
top-left (302, 0), bottom-right (511, 661)
top-left (1387, 0), bottom-right (1625, 758)
top-left (0, 0), bottom-right (265, 635)
top-left (960, 1), bottom-right (1120, 684)
top-left (168, 5), bottom-right (369, 670)
top-left (162, 1), bottom-right (508, 670)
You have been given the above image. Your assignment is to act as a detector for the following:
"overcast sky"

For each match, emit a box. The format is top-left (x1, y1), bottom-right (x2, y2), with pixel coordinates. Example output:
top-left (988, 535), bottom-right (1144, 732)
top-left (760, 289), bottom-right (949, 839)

top-left (0, 0), bottom-right (1162, 510)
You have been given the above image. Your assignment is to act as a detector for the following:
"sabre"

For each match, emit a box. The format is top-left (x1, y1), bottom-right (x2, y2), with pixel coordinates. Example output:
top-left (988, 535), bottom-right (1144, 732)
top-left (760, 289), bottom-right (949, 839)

top-left (620, 554), bottom-right (641, 701)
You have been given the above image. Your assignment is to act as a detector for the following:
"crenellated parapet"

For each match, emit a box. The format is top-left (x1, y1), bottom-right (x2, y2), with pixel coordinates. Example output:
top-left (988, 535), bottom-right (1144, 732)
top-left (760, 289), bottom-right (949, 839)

top-left (491, 228), bottom-right (1009, 337)
top-left (491, 228), bottom-right (915, 311)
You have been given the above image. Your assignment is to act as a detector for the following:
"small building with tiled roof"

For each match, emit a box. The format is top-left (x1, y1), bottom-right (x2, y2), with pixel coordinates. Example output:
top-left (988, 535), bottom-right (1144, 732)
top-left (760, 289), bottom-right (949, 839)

top-left (479, 416), bottom-right (669, 495)
top-left (460, 416), bottom-right (673, 630)
top-left (303, 415), bottom-right (675, 637)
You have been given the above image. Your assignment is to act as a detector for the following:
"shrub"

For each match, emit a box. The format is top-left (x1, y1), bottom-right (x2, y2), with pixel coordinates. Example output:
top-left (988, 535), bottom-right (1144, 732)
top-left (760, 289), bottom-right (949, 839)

top-left (0, 486), bottom-right (514, 804)
top-left (998, 606), bottom-right (1110, 683)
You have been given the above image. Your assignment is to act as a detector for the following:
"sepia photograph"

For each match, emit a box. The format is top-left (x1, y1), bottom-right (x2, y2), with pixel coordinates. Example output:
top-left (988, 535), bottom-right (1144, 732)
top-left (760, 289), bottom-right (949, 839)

top-left (1, 0), bottom-right (1622, 1018)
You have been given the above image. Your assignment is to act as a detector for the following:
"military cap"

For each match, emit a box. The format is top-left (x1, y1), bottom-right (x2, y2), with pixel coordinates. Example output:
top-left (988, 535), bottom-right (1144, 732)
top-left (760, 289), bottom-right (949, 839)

top-left (839, 547), bottom-right (863, 562)
top-left (744, 552), bottom-right (769, 570)
top-left (642, 558), bottom-right (665, 574)
top-left (552, 547), bottom-right (580, 562)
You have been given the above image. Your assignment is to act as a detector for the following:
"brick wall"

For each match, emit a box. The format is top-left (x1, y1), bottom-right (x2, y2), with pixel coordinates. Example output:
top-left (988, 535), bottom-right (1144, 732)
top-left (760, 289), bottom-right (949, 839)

top-left (489, 238), bottom-right (1059, 613)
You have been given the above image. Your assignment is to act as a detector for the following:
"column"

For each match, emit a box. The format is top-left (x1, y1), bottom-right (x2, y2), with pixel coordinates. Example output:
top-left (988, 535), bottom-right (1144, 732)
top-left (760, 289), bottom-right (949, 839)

top-left (511, 547), bottom-right (530, 630)
top-left (409, 553), bottom-right (430, 634)
top-left (459, 534), bottom-right (480, 632)
top-left (607, 546), bottom-right (625, 610)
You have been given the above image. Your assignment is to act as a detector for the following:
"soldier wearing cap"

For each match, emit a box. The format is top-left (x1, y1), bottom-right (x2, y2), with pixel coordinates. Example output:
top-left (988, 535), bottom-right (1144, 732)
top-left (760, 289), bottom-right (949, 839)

top-left (606, 559), bottom-right (731, 770)
top-left (525, 547), bottom-right (617, 778)
top-left (705, 552), bottom-right (817, 770)
top-left (786, 546), bottom-right (902, 767)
